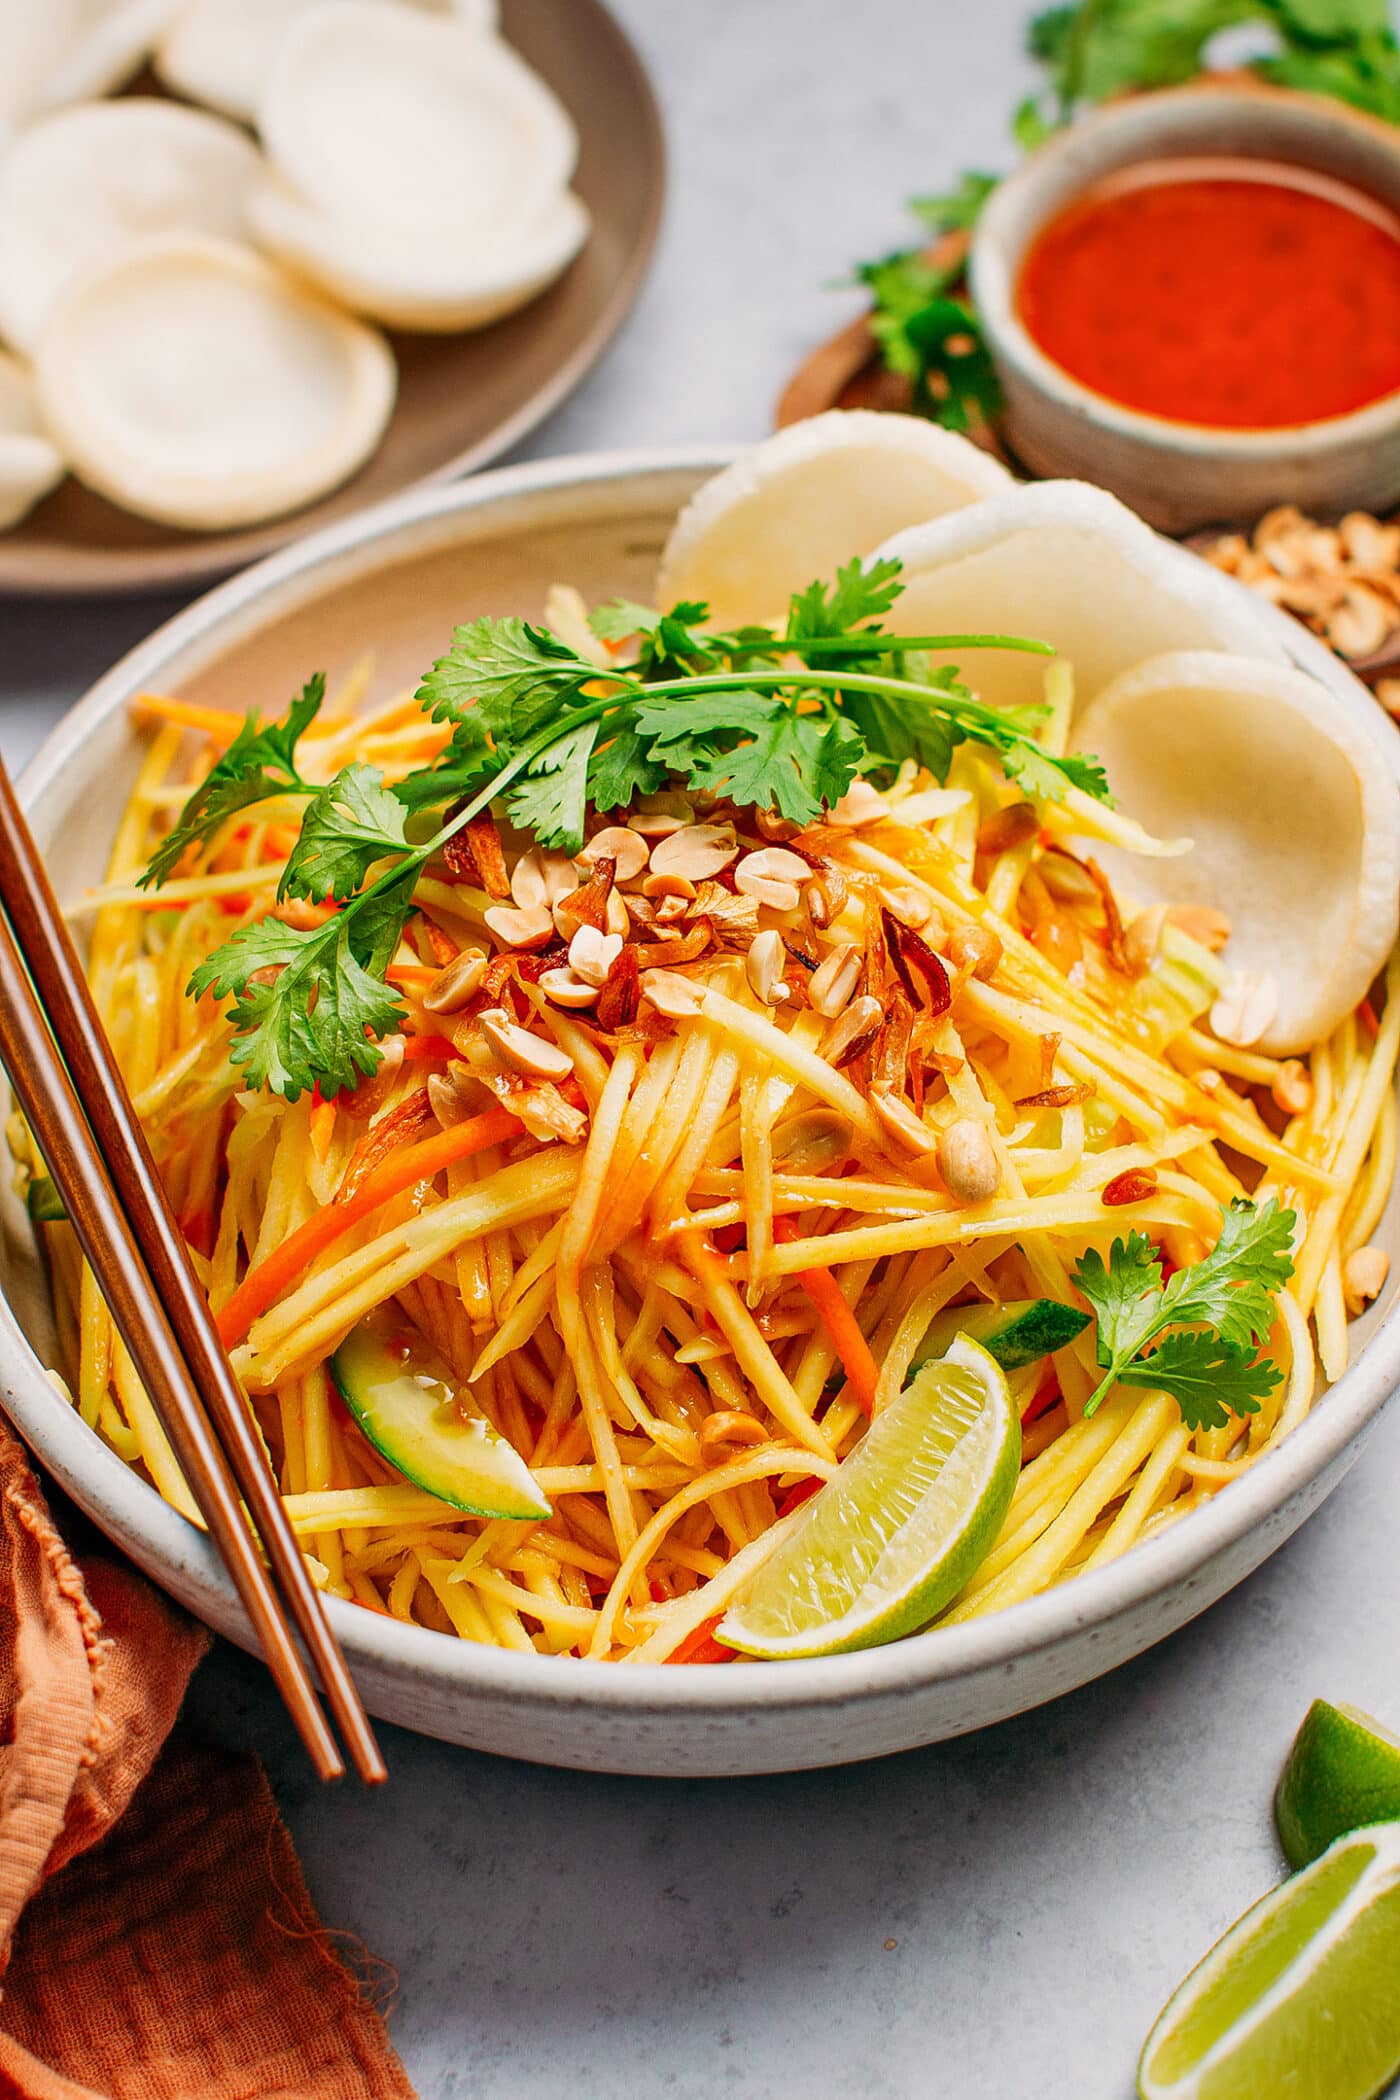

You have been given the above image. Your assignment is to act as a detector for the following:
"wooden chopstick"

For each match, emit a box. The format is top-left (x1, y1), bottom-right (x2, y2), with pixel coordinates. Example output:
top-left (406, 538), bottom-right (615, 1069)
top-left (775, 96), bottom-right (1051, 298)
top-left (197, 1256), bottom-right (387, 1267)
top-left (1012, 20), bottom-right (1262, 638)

top-left (0, 760), bottom-right (385, 1785)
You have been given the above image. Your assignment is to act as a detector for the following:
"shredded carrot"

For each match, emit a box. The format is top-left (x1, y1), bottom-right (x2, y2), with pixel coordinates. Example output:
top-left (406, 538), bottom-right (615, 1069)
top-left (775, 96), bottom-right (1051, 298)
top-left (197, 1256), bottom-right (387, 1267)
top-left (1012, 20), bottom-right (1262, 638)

top-left (1361, 997), bottom-right (1380, 1039)
top-left (399, 1035), bottom-right (458, 1064)
top-left (132, 694), bottom-right (246, 745)
top-left (180, 1208), bottom-right (216, 1259)
top-left (775, 1475), bottom-right (824, 1520)
top-left (386, 964), bottom-right (437, 991)
top-left (309, 1088), bottom-right (337, 1163)
top-left (667, 1614), bottom-right (734, 1664)
top-left (216, 1102), bottom-right (521, 1347)
top-left (772, 1217), bottom-right (879, 1416)
top-left (1021, 1361), bottom-right (1060, 1425)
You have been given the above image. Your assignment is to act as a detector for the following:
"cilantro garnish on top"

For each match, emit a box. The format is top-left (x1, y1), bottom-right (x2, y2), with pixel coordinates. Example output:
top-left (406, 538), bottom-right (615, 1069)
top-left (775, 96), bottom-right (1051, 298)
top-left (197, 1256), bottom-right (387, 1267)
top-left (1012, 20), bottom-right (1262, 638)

top-left (1073, 1197), bottom-right (1298, 1429)
top-left (142, 556), bottom-right (1103, 1100)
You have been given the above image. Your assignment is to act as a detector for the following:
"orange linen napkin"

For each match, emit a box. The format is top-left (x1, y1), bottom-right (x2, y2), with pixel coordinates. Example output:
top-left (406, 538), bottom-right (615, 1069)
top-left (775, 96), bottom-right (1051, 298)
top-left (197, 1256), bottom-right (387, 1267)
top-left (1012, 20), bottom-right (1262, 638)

top-left (0, 1420), bottom-right (416, 2100)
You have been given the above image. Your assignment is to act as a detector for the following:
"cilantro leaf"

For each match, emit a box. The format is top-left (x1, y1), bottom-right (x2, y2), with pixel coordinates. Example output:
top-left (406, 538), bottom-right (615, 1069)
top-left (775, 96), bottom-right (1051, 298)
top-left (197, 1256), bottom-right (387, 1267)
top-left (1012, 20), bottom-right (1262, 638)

top-left (140, 674), bottom-right (322, 888)
top-left (1000, 739), bottom-right (1112, 805)
top-left (910, 171), bottom-right (1000, 235)
top-left (1073, 1200), bottom-right (1296, 1426)
top-left (1157, 1196), bottom-right (1297, 1350)
top-left (589, 599), bottom-right (663, 643)
top-left (1075, 1230), bottom-right (1167, 1370)
top-left (279, 764), bottom-right (408, 903)
top-left (1116, 1330), bottom-right (1282, 1431)
top-left (587, 724), bottom-right (666, 814)
top-left (190, 906), bottom-right (409, 1101)
top-left (632, 690), bottom-right (861, 825)
top-left (589, 598), bottom-right (712, 651)
top-left (786, 556), bottom-right (904, 645)
top-left (415, 616), bottom-right (591, 735)
top-left (504, 718), bottom-right (600, 853)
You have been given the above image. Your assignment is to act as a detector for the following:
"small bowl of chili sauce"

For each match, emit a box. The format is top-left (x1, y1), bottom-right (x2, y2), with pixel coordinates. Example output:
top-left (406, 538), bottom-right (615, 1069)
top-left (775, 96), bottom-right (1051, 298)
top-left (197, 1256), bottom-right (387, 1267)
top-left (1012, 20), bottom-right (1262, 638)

top-left (969, 83), bottom-right (1400, 532)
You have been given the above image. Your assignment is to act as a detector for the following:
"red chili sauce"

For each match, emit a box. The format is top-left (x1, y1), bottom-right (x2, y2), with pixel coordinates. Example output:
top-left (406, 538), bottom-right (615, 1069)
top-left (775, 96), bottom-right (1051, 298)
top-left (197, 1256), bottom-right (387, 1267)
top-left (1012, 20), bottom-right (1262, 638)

top-left (1016, 157), bottom-right (1400, 429)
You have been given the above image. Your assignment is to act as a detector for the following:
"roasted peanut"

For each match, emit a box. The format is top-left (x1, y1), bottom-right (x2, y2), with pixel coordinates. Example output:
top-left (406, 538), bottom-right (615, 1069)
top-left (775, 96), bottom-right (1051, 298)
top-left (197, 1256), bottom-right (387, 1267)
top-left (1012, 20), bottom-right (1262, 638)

top-left (935, 1116), bottom-right (1000, 1204)
top-left (870, 1086), bottom-right (938, 1157)
top-left (1344, 1244), bottom-right (1390, 1315)
top-left (479, 1009), bottom-right (574, 1080)
top-left (421, 949), bottom-right (488, 1014)
top-left (807, 942), bottom-right (861, 1019)
top-left (1272, 1059), bottom-right (1313, 1117)
top-left (745, 929), bottom-right (789, 1006)
top-left (577, 826), bottom-right (649, 884)
top-left (946, 923), bottom-right (1002, 983)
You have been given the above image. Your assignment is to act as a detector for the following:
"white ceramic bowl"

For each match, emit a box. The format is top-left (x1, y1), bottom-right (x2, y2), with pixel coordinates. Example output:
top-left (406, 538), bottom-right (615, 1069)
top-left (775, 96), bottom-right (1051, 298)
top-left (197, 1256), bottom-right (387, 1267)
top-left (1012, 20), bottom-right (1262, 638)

top-left (970, 84), bottom-right (1400, 532)
top-left (3, 448), bottom-right (1398, 1776)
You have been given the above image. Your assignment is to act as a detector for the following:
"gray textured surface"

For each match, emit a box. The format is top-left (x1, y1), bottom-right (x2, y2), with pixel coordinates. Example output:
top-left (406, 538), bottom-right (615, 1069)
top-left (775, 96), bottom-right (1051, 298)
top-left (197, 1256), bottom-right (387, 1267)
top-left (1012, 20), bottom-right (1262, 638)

top-left (3, 4), bottom-right (1399, 2094)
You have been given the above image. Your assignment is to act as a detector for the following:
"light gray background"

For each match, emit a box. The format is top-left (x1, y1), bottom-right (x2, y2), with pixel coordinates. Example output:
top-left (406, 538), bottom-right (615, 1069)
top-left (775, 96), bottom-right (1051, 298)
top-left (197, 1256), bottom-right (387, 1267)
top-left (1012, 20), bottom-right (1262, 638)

top-left (5, 5), bottom-right (1399, 2095)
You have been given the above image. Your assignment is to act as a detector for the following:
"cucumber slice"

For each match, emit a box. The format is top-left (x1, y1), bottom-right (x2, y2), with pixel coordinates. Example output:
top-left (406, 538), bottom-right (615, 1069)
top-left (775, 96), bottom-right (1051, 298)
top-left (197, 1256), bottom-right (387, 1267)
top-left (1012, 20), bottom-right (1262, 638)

top-left (330, 1311), bottom-right (551, 1521)
top-left (911, 1296), bottom-right (1089, 1374)
top-left (26, 1175), bottom-right (66, 1223)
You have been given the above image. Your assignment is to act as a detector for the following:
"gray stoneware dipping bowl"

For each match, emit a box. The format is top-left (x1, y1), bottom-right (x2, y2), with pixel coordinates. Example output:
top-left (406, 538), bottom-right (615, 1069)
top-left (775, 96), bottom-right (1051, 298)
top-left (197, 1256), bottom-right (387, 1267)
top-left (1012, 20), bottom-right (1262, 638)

top-left (3, 447), bottom-right (1398, 1776)
top-left (970, 83), bottom-right (1400, 532)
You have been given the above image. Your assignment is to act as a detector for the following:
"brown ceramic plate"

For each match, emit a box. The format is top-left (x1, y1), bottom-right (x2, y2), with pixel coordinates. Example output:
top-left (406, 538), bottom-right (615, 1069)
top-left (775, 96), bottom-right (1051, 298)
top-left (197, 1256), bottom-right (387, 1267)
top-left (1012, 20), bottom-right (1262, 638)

top-left (0, 0), bottom-right (664, 599)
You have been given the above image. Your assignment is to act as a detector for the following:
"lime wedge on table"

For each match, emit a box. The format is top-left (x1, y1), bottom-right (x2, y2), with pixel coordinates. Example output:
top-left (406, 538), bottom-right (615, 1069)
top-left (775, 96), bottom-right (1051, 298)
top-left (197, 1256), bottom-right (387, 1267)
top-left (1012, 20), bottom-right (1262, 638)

top-left (1138, 1821), bottom-right (1400, 2100)
top-left (718, 1335), bottom-right (1019, 1659)
top-left (1276, 1699), bottom-right (1400, 1870)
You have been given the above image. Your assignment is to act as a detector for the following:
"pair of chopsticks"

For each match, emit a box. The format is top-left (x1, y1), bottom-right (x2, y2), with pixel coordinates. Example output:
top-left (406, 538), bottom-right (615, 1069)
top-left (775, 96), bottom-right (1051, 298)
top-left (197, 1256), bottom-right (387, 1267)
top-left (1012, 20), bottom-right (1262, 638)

top-left (0, 758), bottom-right (384, 1784)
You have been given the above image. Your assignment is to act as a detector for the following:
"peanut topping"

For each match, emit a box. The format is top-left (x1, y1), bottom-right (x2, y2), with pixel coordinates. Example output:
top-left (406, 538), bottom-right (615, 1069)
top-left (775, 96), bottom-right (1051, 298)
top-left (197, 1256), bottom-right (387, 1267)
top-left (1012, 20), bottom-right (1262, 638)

top-left (820, 993), bottom-right (882, 1067)
top-left (802, 865), bottom-right (848, 930)
top-left (698, 1412), bottom-right (768, 1457)
top-left (1271, 1059), bottom-right (1314, 1118)
top-left (538, 967), bottom-right (600, 1010)
top-left (642, 870), bottom-right (697, 903)
top-left (869, 1086), bottom-right (938, 1157)
top-left (420, 950), bottom-right (488, 1014)
top-left (807, 942), bottom-right (861, 1019)
top-left (1123, 904), bottom-right (1169, 976)
top-left (1343, 1245), bottom-right (1390, 1316)
top-left (428, 1065), bottom-right (485, 1127)
top-left (577, 827), bottom-right (649, 884)
top-left (641, 969), bottom-right (704, 1019)
top-left (1204, 503), bottom-right (1400, 668)
top-left (827, 780), bottom-right (890, 828)
top-left (483, 902), bottom-right (554, 950)
top-left (510, 847), bottom-right (574, 910)
top-left (342, 1033), bottom-right (405, 1121)
top-left (1166, 904), bottom-right (1231, 952)
top-left (568, 926), bottom-right (623, 987)
top-left (478, 1009), bottom-right (574, 1081)
top-left (935, 1116), bottom-right (1001, 1204)
top-left (745, 929), bottom-right (790, 1006)
top-left (977, 802), bottom-right (1039, 856)
top-left (649, 823), bottom-right (738, 882)
top-left (734, 847), bottom-right (810, 913)
top-left (946, 923), bottom-right (1002, 983)
top-left (884, 885), bottom-right (935, 932)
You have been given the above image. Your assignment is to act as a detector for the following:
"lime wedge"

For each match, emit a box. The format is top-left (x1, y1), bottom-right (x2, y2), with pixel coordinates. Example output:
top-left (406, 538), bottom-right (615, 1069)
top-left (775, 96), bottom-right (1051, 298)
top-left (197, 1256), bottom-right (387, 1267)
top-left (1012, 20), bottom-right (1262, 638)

top-left (717, 1334), bottom-right (1018, 1659)
top-left (1276, 1699), bottom-right (1400, 1870)
top-left (1138, 1821), bottom-right (1400, 2100)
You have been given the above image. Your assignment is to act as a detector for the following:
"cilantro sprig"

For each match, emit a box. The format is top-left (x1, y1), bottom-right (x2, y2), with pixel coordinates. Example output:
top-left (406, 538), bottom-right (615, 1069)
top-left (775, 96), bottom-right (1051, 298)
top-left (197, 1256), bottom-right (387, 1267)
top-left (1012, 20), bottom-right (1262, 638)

top-left (147, 558), bottom-right (1106, 1101)
top-left (1073, 1199), bottom-right (1297, 1429)
top-left (140, 674), bottom-right (324, 888)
